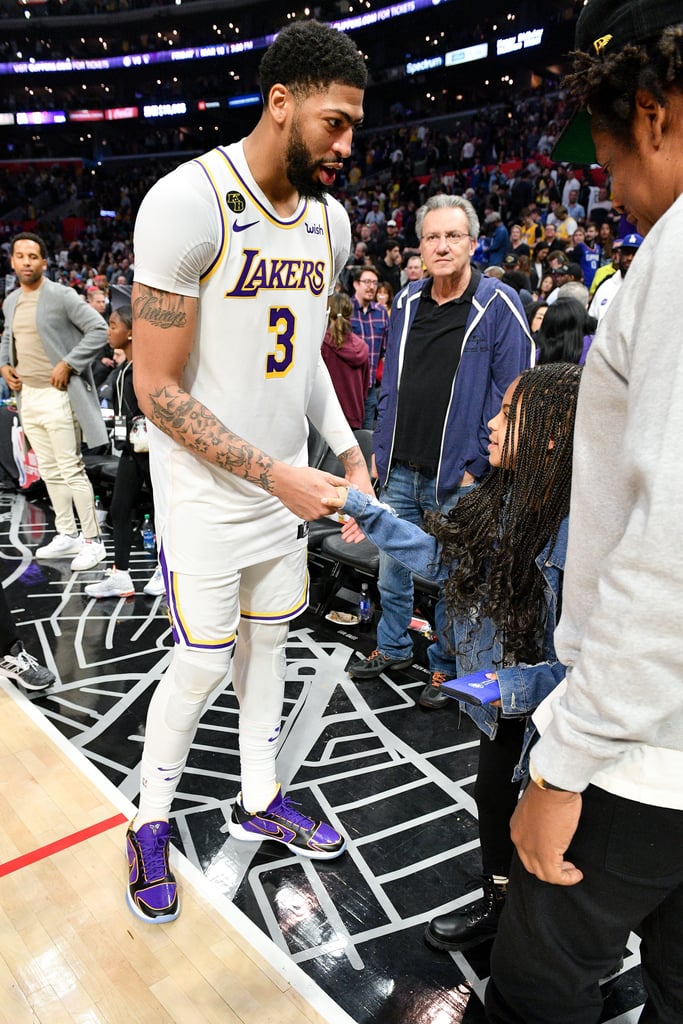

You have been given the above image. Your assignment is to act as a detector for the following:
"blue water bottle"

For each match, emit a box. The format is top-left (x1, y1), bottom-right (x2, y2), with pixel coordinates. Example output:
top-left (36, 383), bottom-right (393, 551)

top-left (358, 582), bottom-right (371, 631)
top-left (142, 514), bottom-right (155, 552)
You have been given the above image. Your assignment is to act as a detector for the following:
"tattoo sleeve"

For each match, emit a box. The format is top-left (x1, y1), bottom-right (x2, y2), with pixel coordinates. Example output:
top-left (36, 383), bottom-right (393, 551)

top-left (148, 385), bottom-right (278, 492)
top-left (133, 284), bottom-right (278, 493)
top-left (338, 446), bottom-right (367, 475)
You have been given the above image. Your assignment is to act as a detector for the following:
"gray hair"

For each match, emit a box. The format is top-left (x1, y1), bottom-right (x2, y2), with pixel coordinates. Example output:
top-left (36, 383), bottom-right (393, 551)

top-left (415, 194), bottom-right (480, 241)
top-left (557, 281), bottom-right (590, 308)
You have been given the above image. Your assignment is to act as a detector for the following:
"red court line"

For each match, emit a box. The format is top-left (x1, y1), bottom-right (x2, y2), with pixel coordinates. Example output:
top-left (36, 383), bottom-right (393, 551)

top-left (0, 812), bottom-right (127, 877)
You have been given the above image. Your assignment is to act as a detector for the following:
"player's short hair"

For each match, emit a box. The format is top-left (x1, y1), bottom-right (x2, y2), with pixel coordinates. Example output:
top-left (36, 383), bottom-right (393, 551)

top-left (259, 21), bottom-right (367, 101)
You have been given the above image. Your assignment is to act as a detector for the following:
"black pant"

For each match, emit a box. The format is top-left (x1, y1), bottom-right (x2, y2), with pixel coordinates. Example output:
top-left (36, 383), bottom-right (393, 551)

top-left (110, 451), bottom-right (152, 570)
top-left (0, 585), bottom-right (18, 656)
top-left (474, 717), bottom-right (525, 876)
top-left (485, 785), bottom-right (683, 1023)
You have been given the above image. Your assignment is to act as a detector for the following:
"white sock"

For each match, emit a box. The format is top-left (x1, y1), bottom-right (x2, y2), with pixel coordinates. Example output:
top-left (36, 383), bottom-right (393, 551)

top-left (239, 715), bottom-right (281, 813)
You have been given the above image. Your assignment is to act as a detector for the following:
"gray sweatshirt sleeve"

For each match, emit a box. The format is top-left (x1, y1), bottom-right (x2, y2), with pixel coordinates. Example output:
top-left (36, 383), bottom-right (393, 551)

top-left (533, 198), bottom-right (683, 791)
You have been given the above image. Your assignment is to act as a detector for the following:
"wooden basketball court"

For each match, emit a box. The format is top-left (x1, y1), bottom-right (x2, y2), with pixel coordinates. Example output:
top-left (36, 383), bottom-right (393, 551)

top-left (0, 679), bottom-right (350, 1024)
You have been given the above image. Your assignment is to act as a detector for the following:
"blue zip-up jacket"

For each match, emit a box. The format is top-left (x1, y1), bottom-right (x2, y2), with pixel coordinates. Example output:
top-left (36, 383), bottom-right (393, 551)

top-left (341, 487), bottom-right (567, 782)
top-left (374, 273), bottom-right (534, 504)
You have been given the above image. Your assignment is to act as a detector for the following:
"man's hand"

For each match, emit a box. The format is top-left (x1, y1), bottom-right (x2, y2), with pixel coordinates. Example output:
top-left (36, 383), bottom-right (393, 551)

top-left (341, 517), bottom-right (367, 543)
top-left (270, 463), bottom-right (349, 521)
top-left (50, 360), bottom-right (72, 391)
top-left (1, 364), bottom-right (22, 392)
top-left (511, 782), bottom-right (583, 886)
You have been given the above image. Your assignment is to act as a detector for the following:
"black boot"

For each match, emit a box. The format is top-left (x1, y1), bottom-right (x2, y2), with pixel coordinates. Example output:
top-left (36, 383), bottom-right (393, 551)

top-left (425, 875), bottom-right (507, 951)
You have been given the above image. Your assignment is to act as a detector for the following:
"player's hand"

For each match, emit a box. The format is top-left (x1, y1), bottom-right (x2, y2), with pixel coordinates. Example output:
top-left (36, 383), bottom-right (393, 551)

top-left (1, 364), bottom-right (22, 391)
top-left (510, 782), bottom-right (583, 886)
top-left (326, 487), bottom-right (368, 544)
top-left (270, 463), bottom-right (349, 521)
top-left (326, 485), bottom-right (348, 509)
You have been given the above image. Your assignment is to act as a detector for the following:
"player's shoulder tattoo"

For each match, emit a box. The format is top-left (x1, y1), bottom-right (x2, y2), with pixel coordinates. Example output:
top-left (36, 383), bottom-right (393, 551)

top-left (133, 285), bottom-right (188, 330)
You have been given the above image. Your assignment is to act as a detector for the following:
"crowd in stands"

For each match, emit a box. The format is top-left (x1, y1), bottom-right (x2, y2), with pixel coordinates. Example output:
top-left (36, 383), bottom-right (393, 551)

top-left (1, 80), bottom-right (626, 421)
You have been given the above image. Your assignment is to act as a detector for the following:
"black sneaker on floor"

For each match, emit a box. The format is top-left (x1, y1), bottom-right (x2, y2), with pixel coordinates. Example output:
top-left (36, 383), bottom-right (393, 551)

top-left (0, 641), bottom-right (55, 691)
top-left (419, 671), bottom-right (450, 709)
top-left (347, 648), bottom-right (413, 680)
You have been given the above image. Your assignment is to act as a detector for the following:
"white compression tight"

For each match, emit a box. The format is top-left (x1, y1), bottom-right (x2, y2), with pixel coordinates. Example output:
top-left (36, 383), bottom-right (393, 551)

top-left (137, 618), bottom-right (288, 825)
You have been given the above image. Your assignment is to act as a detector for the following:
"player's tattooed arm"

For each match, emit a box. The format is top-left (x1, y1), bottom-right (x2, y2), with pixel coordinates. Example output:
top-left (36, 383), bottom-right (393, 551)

top-left (133, 283), bottom-right (352, 518)
top-left (147, 384), bottom-right (278, 492)
top-left (133, 287), bottom-right (188, 330)
top-left (338, 446), bottom-right (366, 476)
top-left (338, 445), bottom-right (374, 496)
top-left (133, 284), bottom-right (278, 492)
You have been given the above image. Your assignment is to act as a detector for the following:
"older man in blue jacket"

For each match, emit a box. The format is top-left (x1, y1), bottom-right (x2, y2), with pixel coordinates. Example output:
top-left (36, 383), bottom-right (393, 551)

top-left (348, 196), bottom-right (534, 706)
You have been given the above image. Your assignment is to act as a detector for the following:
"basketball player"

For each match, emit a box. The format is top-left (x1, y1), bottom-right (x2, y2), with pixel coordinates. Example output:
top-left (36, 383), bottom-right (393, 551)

top-left (127, 21), bottom-right (370, 923)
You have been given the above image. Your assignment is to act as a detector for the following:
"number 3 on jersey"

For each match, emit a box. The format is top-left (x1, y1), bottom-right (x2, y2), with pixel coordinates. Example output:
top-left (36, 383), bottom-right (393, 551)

top-left (265, 307), bottom-right (295, 378)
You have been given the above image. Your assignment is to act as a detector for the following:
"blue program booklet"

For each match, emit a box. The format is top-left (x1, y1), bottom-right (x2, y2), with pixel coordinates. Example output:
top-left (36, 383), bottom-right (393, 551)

top-left (441, 670), bottom-right (501, 706)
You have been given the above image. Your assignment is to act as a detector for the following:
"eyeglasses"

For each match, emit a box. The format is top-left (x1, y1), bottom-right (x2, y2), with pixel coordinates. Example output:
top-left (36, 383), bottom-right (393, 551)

top-left (421, 231), bottom-right (471, 247)
top-left (359, 278), bottom-right (378, 286)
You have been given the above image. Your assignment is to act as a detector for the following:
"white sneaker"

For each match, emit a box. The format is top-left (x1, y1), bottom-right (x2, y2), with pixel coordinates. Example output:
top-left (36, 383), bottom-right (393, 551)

top-left (84, 567), bottom-right (135, 599)
top-left (143, 565), bottom-right (165, 597)
top-left (71, 538), bottom-right (107, 571)
top-left (36, 533), bottom-right (83, 559)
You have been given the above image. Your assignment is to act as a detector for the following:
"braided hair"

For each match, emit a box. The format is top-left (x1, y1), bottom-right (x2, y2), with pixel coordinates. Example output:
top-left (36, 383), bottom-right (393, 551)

top-left (564, 24), bottom-right (683, 145)
top-left (425, 363), bottom-right (582, 665)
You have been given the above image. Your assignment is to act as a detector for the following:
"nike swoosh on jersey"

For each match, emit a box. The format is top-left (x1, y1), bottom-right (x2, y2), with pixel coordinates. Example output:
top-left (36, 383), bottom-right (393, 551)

top-left (232, 219), bottom-right (259, 232)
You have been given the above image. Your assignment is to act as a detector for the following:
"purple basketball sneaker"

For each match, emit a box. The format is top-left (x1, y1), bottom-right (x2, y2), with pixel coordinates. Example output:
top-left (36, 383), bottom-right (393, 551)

top-left (229, 786), bottom-right (346, 859)
top-left (126, 820), bottom-right (180, 923)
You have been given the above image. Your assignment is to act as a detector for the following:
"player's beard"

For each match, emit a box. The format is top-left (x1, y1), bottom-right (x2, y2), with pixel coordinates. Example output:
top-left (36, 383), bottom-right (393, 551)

top-left (285, 122), bottom-right (328, 202)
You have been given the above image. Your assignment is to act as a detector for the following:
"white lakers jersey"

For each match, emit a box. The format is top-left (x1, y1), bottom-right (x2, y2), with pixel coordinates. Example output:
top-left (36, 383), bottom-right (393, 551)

top-left (133, 141), bottom-right (353, 573)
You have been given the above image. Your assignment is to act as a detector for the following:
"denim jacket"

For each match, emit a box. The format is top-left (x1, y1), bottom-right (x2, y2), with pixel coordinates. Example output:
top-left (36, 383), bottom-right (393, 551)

top-left (341, 487), bottom-right (568, 782)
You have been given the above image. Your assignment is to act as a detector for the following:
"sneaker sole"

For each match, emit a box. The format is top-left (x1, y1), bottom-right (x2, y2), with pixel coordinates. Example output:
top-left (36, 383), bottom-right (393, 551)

top-left (143, 586), bottom-right (166, 597)
top-left (125, 886), bottom-right (180, 925)
top-left (228, 818), bottom-right (347, 860)
top-left (72, 555), bottom-right (107, 571)
top-left (36, 549), bottom-right (82, 559)
top-left (0, 666), bottom-right (52, 690)
top-left (347, 657), bottom-right (413, 679)
top-left (85, 590), bottom-right (135, 599)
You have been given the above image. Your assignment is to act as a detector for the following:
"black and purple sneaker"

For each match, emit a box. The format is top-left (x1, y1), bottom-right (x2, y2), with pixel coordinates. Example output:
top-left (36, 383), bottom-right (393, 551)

top-left (229, 786), bottom-right (346, 860)
top-left (126, 820), bottom-right (180, 923)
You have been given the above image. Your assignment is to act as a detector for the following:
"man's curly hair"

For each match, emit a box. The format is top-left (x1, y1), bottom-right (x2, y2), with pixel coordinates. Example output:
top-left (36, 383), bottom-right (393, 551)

top-left (259, 21), bottom-right (367, 101)
top-left (564, 23), bottom-right (683, 143)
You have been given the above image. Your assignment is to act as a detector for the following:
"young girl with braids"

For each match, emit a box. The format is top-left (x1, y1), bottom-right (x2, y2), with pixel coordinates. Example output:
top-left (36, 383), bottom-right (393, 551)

top-left (329, 362), bottom-right (581, 954)
top-left (321, 291), bottom-right (370, 430)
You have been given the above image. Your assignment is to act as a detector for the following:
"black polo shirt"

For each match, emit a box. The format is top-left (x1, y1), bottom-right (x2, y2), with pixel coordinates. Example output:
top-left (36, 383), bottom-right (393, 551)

top-left (393, 269), bottom-right (480, 474)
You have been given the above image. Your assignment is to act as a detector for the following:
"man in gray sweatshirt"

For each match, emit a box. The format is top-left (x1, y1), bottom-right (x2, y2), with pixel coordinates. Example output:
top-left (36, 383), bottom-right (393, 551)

top-left (486, 2), bottom-right (683, 1022)
top-left (1, 233), bottom-right (109, 571)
